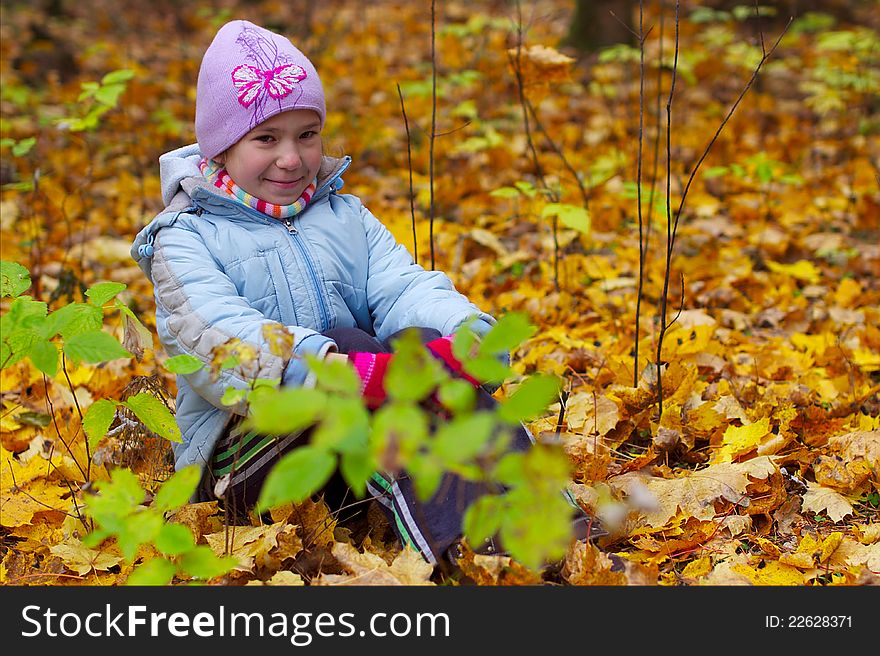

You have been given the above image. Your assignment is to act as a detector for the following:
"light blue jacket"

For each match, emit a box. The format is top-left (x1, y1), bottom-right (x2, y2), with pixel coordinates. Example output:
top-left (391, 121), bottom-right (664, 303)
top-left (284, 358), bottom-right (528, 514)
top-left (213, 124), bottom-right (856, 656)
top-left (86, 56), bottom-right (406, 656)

top-left (131, 144), bottom-right (495, 472)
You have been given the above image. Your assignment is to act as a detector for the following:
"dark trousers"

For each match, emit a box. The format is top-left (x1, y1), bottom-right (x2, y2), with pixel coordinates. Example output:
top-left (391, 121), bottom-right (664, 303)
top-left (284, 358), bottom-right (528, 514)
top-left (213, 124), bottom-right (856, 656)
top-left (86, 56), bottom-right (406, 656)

top-left (198, 327), bottom-right (535, 563)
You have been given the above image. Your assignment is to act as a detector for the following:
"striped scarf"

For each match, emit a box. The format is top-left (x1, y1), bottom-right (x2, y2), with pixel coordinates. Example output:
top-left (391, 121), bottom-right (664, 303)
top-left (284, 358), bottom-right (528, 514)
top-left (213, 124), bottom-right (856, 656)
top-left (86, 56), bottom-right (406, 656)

top-left (199, 158), bottom-right (316, 219)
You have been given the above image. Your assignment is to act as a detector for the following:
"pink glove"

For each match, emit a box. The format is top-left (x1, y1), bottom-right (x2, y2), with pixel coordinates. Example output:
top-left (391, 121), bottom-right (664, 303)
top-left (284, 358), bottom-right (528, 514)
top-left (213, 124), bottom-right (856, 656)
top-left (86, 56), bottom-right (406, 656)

top-left (349, 352), bottom-right (393, 409)
top-left (425, 335), bottom-right (481, 387)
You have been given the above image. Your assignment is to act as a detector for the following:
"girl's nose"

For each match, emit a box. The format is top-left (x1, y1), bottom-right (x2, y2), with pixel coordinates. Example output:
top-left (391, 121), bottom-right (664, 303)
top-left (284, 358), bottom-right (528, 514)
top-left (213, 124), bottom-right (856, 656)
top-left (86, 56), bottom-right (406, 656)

top-left (276, 148), bottom-right (302, 169)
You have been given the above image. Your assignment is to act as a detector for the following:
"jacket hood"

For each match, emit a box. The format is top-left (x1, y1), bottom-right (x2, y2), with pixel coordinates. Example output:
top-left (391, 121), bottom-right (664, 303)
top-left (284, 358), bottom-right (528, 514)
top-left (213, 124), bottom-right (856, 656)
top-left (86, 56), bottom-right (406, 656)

top-left (131, 144), bottom-right (351, 280)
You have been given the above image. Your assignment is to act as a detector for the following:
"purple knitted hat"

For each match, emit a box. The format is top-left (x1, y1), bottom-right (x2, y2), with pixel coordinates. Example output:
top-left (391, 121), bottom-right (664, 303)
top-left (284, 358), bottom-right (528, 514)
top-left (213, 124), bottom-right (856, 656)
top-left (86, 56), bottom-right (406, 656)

top-left (195, 20), bottom-right (326, 160)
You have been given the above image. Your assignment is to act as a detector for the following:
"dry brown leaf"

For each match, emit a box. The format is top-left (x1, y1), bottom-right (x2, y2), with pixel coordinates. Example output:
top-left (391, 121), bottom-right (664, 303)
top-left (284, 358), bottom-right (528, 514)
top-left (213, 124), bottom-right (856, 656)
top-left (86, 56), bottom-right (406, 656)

top-left (827, 430), bottom-right (880, 481)
top-left (203, 523), bottom-right (302, 572)
top-left (167, 501), bottom-right (222, 543)
top-left (314, 543), bottom-right (434, 586)
top-left (246, 570), bottom-right (305, 586)
top-left (454, 548), bottom-right (543, 586)
top-left (49, 538), bottom-right (123, 576)
top-left (826, 537), bottom-right (880, 572)
top-left (853, 523), bottom-right (880, 545)
top-left (801, 481), bottom-right (854, 522)
top-left (561, 540), bottom-right (627, 585)
top-left (565, 392), bottom-right (620, 435)
top-left (609, 456), bottom-right (777, 528)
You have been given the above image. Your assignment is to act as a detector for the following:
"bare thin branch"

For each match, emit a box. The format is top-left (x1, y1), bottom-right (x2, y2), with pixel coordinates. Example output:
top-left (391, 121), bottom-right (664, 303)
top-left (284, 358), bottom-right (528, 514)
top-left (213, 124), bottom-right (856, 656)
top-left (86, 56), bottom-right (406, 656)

top-left (396, 83), bottom-right (419, 265)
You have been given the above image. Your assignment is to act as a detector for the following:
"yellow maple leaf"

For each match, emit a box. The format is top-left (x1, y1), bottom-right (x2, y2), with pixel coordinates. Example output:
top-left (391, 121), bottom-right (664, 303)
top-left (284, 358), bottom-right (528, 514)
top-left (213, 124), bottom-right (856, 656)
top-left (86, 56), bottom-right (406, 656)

top-left (819, 532), bottom-right (844, 563)
top-left (801, 481), bottom-right (854, 522)
top-left (660, 323), bottom-right (716, 360)
top-left (733, 560), bottom-right (806, 585)
top-left (852, 348), bottom-right (880, 371)
top-left (711, 417), bottom-right (771, 463)
top-left (779, 534), bottom-right (820, 569)
top-left (834, 277), bottom-right (862, 307)
top-left (1, 477), bottom-right (71, 528)
top-left (681, 555), bottom-right (712, 580)
top-left (766, 259), bottom-right (821, 284)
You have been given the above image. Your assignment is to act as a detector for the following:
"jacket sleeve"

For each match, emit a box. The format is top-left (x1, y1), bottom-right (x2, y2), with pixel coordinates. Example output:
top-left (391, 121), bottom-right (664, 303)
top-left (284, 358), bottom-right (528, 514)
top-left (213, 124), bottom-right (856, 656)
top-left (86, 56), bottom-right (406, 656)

top-left (359, 202), bottom-right (495, 341)
top-left (149, 225), bottom-right (336, 413)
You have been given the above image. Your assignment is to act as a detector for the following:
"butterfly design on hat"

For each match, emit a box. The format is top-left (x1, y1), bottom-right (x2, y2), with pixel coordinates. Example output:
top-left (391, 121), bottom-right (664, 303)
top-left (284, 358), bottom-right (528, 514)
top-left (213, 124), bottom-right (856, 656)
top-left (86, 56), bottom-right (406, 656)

top-left (230, 25), bottom-right (307, 127)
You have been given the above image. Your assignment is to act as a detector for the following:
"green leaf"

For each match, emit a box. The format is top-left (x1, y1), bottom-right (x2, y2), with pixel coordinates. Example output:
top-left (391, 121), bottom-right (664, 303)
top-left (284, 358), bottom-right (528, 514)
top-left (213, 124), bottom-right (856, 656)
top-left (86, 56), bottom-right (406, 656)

top-left (89, 467), bottom-right (145, 517)
top-left (478, 312), bottom-right (536, 355)
top-left (43, 303), bottom-right (103, 340)
top-left (541, 202), bottom-right (591, 234)
top-left (117, 512), bottom-right (164, 562)
top-left (371, 403), bottom-right (430, 463)
top-left (497, 374), bottom-right (561, 424)
top-left (339, 447), bottom-right (374, 499)
top-left (463, 494), bottom-right (505, 546)
top-left (101, 69), bottom-right (135, 85)
top-left (11, 137), bottom-right (36, 157)
top-left (499, 488), bottom-right (572, 570)
top-left (406, 454), bottom-right (445, 501)
top-left (220, 387), bottom-right (248, 406)
top-left (178, 545), bottom-right (237, 580)
top-left (703, 166), bottom-right (729, 179)
top-left (434, 413), bottom-right (495, 464)
top-left (0, 298), bottom-right (45, 368)
top-left (312, 396), bottom-right (369, 452)
top-left (247, 386), bottom-right (326, 434)
top-left (64, 330), bottom-right (131, 364)
top-left (386, 329), bottom-right (445, 403)
top-left (154, 523), bottom-right (196, 556)
top-left (305, 353), bottom-right (361, 395)
top-left (86, 281), bottom-right (127, 306)
top-left (83, 399), bottom-right (117, 451)
top-left (462, 355), bottom-right (511, 384)
top-left (153, 465), bottom-right (201, 512)
top-left (255, 446), bottom-right (336, 511)
top-left (1, 261), bottom-right (31, 298)
top-left (489, 186), bottom-right (521, 199)
top-left (164, 354), bottom-right (204, 374)
top-left (29, 339), bottom-right (59, 376)
top-left (514, 181), bottom-right (537, 198)
top-left (438, 378), bottom-right (476, 414)
top-left (14, 411), bottom-right (51, 427)
top-left (122, 392), bottom-right (181, 442)
top-left (95, 84), bottom-right (125, 107)
top-left (125, 557), bottom-right (177, 586)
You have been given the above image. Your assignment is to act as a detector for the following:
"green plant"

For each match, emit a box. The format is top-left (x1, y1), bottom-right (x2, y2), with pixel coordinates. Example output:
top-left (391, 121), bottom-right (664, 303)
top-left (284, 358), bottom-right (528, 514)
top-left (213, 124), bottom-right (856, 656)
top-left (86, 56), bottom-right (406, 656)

top-left (56, 69), bottom-right (135, 133)
top-left (82, 465), bottom-right (237, 585)
top-left (1, 261), bottom-right (180, 479)
top-left (198, 312), bottom-right (576, 570)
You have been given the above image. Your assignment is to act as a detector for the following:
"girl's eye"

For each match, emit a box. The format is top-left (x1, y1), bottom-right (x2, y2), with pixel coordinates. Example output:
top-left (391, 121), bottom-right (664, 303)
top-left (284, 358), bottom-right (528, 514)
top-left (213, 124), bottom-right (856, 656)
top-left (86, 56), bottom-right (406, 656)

top-left (255, 135), bottom-right (274, 143)
top-left (301, 131), bottom-right (317, 140)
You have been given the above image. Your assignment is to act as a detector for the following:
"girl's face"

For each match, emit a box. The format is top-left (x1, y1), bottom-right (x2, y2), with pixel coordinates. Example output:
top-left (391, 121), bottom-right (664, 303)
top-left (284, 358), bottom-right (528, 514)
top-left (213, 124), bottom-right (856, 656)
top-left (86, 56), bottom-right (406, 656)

top-left (217, 109), bottom-right (323, 206)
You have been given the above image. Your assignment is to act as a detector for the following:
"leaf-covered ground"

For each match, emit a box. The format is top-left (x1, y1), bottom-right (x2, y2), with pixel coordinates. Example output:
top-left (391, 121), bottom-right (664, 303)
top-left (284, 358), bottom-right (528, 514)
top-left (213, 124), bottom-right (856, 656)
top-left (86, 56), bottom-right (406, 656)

top-left (1, 0), bottom-right (878, 586)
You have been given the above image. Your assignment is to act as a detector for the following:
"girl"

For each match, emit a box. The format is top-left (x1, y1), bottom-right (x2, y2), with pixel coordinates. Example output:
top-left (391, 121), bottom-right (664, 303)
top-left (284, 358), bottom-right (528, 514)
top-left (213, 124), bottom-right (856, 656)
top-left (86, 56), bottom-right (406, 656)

top-left (132, 20), bottom-right (598, 566)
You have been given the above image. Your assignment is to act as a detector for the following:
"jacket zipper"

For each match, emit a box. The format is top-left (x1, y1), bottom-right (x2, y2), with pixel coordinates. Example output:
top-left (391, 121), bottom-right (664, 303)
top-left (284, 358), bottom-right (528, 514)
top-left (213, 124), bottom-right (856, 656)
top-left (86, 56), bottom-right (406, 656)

top-left (283, 217), bottom-right (330, 331)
